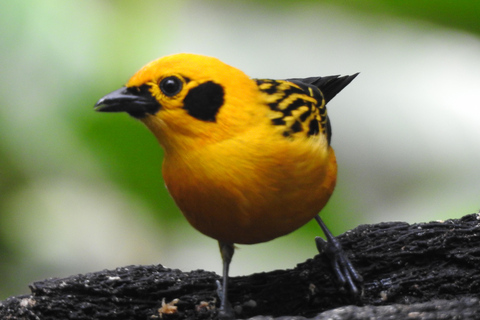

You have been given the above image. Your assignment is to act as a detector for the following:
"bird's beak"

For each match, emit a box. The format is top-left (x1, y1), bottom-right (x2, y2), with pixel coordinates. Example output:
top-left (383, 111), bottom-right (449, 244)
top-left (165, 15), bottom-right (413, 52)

top-left (94, 85), bottom-right (161, 119)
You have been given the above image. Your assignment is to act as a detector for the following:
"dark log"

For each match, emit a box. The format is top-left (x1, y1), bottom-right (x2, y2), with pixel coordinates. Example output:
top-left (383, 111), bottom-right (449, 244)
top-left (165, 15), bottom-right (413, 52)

top-left (1, 214), bottom-right (480, 319)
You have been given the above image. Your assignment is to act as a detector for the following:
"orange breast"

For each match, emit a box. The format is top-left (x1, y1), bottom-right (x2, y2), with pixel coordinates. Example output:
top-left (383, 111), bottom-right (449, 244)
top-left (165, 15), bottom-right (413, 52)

top-left (162, 135), bottom-right (337, 245)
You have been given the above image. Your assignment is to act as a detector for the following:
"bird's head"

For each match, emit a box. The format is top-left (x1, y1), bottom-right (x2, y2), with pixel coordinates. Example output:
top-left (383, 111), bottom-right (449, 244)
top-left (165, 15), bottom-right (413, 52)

top-left (95, 53), bottom-right (262, 151)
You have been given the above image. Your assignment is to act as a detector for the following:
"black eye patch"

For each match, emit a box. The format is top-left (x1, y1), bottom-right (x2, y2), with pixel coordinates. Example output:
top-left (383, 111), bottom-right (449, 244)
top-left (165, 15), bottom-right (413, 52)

top-left (183, 81), bottom-right (224, 122)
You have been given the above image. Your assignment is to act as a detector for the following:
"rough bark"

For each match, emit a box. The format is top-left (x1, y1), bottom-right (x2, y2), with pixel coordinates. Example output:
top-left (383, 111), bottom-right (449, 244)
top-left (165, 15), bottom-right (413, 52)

top-left (1, 214), bottom-right (479, 319)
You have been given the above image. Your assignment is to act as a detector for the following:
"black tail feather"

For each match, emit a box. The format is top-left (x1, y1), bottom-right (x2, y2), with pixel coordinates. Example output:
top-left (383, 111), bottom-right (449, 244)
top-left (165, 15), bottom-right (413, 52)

top-left (288, 73), bottom-right (359, 103)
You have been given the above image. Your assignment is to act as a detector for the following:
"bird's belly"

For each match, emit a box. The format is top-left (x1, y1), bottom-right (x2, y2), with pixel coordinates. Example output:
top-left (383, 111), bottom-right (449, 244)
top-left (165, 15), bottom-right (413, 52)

top-left (163, 145), bottom-right (337, 244)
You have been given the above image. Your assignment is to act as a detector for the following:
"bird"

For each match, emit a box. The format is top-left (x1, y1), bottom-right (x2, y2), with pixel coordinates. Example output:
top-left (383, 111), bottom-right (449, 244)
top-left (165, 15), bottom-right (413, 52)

top-left (94, 53), bottom-right (362, 318)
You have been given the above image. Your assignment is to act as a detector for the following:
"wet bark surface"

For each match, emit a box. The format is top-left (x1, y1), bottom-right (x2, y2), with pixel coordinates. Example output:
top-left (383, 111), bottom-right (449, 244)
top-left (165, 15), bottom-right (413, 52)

top-left (1, 214), bottom-right (479, 319)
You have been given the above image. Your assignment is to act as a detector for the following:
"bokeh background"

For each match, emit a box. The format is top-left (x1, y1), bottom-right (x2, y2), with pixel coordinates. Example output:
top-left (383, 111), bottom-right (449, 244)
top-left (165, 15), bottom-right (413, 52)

top-left (1, 0), bottom-right (479, 299)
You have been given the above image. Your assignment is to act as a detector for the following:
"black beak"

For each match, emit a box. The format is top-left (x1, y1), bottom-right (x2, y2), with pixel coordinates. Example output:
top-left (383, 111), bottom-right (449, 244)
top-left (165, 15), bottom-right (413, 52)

top-left (94, 85), bottom-right (161, 119)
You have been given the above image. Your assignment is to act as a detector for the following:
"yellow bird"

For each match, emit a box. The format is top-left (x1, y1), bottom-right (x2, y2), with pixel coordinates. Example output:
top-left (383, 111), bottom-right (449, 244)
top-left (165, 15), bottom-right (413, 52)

top-left (95, 53), bottom-right (361, 318)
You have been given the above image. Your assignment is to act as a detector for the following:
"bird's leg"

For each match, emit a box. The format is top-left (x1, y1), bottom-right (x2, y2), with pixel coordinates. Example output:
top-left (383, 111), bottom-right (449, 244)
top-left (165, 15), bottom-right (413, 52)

top-left (314, 215), bottom-right (363, 297)
top-left (216, 241), bottom-right (235, 319)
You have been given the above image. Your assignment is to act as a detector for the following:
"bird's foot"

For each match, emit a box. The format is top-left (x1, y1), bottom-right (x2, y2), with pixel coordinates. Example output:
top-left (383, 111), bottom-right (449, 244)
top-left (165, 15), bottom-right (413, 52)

top-left (315, 236), bottom-right (363, 298)
top-left (216, 280), bottom-right (235, 319)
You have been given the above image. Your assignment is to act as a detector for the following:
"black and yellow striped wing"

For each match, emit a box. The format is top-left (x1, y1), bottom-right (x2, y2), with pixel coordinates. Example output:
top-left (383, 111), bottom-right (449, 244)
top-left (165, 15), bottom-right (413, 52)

top-left (256, 74), bottom-right (358, 144)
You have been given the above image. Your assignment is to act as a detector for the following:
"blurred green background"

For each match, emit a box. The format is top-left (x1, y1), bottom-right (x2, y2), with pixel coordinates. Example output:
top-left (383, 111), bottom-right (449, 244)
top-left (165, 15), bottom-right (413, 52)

top-left (1, 0), bottom-right (479, 299)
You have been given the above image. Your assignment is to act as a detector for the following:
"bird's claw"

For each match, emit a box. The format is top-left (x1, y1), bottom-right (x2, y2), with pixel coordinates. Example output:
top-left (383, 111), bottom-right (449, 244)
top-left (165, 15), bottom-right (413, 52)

top-left (216, 280), bottom-right (235, 319)
top-left (315, 236), bottom-right (363, 297)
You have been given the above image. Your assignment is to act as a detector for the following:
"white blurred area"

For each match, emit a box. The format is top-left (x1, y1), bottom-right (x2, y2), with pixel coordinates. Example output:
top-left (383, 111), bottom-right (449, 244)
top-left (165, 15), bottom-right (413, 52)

top-left (1, 1), bottom-right (479, 297)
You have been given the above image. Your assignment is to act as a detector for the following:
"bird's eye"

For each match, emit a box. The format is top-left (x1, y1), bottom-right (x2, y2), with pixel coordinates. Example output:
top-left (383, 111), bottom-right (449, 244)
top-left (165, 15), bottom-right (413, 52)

top-left (160, 76), bottom-right (183, 97)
